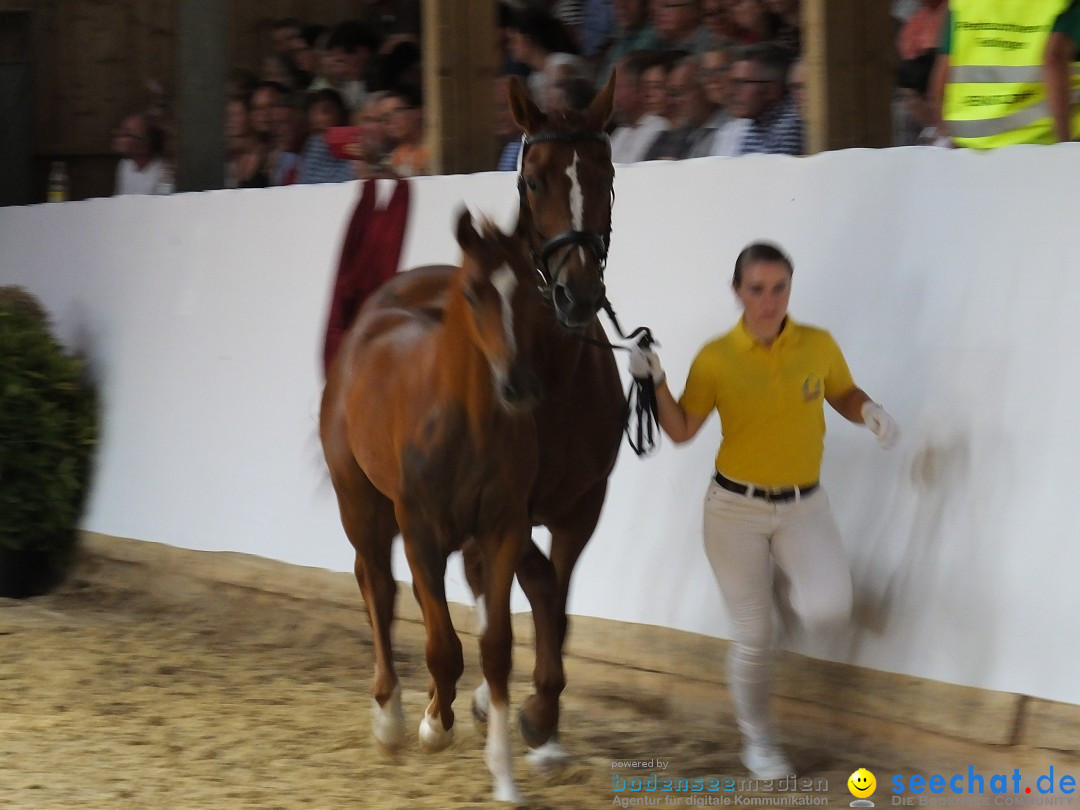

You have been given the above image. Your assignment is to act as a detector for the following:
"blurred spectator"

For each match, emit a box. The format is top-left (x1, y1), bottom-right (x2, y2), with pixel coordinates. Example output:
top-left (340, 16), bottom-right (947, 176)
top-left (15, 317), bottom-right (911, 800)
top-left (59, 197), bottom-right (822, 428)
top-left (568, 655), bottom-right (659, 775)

top-left (596, 0), bottom-right (662, 88)
top-left (495, 75), bottom-right (525, 170)
top-left (641, 51), bottom-right (675, 117)
top-left (932, 1), bottom-right (1080, 147)
top-left (701, 0), bottom-right (739, 42)
top-left (507, 6), bottom-right (581, 103)
top-left (787, 55), bottom-right (806, 123)
top-left (729, 42), bottom-right (802, 155)
top-left (270, 18), bottom-right (304, 59)
top-left (610, 51), bottom-right (670, 162)
top-left (896, 51), bottom-right (950, 147)
top-left (549, 75), bottom-right (601, 112)
top-left (654, 0), bottom-right (717, 54)
top-left (540, 53), bottom-right (594, 109)
top-left (225, 94), bottom-right (269, 188)
top-left (111, 112), bottom-right (167, 195)
top-left (701, 44), bottom-right (749, 155)
top-left (581, 0), bottom-right (616, 58)
top-left (728, 0), bottom-right (775, 45)
top-left (269, 91), bottom-right (308, 185)
top-left (644, 54), bottom-right (721, 158)
top-left (250, 81), bottom-right (286, 144)
top-left (312, 20), bottom-right (380, 111)
top-left (298, 88), bottom-right (355, 184)
top-left (896, 0), bottom-right (944, 61)
top-left (384, 85), bottom-right (430, 177)
top-left (552, 0), bottom-right (586, 51)
top-left (1045, 3), bottom-right (1080, 142)
top-left (764, 0), bottom-right (801, 55)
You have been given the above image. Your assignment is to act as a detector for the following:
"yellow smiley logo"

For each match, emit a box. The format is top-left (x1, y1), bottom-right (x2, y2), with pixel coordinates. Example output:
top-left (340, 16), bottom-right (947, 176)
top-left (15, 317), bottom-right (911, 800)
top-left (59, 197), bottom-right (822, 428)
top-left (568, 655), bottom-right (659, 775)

top-left (848, 768), bottom-right (877, 798)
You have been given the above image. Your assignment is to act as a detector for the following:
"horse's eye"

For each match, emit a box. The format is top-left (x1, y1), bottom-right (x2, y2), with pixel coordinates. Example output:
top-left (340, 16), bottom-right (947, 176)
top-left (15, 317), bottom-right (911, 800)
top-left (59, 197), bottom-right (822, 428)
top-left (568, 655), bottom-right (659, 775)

top-left (526, 178), bottom-right (538, 192)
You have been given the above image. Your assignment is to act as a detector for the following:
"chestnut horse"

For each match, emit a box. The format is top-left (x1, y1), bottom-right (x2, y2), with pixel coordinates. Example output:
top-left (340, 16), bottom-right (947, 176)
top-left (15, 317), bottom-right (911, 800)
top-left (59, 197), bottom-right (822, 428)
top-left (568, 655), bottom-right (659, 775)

top-left (321, 212), bottom-right (551, 801)
top-left (320, 78), bottom-right (624, 802)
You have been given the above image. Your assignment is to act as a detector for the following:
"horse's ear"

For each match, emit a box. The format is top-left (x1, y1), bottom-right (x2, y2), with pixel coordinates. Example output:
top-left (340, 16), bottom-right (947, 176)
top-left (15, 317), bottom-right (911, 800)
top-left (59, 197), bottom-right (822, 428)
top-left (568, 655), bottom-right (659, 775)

top-left (583, 70), bottom-right (616, 132)
top-left (508, 75), bottom-right (545, 135)
top-left (455, 207), bottom-right (479, 254)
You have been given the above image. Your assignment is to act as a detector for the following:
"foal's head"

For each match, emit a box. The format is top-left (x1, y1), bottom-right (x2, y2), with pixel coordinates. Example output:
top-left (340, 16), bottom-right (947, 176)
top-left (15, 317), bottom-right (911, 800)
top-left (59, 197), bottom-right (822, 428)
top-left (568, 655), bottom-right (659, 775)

top-left (509, 75), bottom-right (616, 329)
top-left (454, 210), bottom-right (543, 412)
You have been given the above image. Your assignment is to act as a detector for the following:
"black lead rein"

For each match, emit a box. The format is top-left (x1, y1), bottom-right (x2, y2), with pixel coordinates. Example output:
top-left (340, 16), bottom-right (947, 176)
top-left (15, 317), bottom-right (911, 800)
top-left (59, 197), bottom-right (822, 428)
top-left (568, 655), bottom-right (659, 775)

top-left (586, 299), bottom-right (662, 459)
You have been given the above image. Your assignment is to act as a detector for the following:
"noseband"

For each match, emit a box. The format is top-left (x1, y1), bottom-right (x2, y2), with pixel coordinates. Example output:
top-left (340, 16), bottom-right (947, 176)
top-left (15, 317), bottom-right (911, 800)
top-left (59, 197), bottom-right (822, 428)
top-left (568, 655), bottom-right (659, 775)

top-left (517, 130), bottom-right (614, 296)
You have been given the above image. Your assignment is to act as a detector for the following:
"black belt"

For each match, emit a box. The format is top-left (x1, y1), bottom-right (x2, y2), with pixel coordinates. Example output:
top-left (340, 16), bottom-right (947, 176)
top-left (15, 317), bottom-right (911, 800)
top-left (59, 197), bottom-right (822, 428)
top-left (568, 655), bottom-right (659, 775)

top-left (713, 472), bottom-right (818, 503)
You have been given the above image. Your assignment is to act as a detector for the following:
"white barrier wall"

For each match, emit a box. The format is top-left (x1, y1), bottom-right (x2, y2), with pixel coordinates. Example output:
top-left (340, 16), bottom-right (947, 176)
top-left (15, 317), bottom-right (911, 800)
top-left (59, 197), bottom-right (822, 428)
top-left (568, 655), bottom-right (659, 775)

top-left (3, 145), bottom-right (1080, 706)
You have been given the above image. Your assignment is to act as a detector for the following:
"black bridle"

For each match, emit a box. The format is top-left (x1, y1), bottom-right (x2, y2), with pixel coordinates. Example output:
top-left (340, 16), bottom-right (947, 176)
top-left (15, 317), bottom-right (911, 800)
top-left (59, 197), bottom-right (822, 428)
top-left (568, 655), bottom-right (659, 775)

top-left (516, 129), bottom-right (614, 297)
top-left (516, 128), bottom-right (660, 457)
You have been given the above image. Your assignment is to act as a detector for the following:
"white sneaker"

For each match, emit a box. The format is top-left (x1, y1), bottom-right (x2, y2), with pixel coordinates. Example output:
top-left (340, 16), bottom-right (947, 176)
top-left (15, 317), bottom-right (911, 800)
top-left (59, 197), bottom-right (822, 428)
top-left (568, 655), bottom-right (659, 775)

top-left (741, 740), bottom-right (794, 780)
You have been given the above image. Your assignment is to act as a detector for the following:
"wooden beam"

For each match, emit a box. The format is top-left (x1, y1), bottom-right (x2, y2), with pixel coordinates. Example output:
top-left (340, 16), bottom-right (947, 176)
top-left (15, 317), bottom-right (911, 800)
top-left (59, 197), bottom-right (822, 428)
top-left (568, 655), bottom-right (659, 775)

top-left (422, 0), bottom-right (497, 175)
top-left (177, 0), bottom-right (226, 192)
top-left (803, 0), bottom-right (893, 154)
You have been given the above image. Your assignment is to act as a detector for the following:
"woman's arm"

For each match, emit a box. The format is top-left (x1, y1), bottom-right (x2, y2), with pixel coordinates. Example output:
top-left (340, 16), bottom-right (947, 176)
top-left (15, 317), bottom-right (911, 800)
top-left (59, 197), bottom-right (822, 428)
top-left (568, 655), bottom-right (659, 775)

top-left (826, 385), bottom-right (872, 424)
top-left (655, 382), bottom-right (709, 444)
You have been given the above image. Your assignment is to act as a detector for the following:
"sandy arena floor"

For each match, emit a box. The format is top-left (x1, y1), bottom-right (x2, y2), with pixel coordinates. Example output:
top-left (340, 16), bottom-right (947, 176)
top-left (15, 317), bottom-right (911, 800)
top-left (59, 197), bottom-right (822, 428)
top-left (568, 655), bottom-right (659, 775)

top-left (1, 537), bottom-right (1076, 809)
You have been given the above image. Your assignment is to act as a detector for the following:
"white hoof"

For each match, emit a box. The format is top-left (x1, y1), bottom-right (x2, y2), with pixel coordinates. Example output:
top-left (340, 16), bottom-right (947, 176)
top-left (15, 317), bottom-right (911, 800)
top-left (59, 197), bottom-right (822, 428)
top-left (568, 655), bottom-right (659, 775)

top-left (372, 686), bottom-right (405, 749)
top-left (526, 740), bottom-right (570, 770)
top-left (492, 779), bottom-right (523, 804)
top-left (419, 711), bottom-right (454, 752)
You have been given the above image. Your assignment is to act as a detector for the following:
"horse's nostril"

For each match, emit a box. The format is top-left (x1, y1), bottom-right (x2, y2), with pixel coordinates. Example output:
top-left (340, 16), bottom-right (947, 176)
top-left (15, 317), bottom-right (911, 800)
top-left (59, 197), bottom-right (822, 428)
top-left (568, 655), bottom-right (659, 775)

top-left (553, 283), bottom-right (573, 311)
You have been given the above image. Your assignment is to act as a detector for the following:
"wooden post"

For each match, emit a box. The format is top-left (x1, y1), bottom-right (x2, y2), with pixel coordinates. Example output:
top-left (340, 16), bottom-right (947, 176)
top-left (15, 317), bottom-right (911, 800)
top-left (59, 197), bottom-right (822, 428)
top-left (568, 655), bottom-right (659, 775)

top-left (422, 0), bottom-right (498, 175)
top-left (177, 0), bottom-right (226, 192)
top-left (802, 0), bottom-right (893, 154)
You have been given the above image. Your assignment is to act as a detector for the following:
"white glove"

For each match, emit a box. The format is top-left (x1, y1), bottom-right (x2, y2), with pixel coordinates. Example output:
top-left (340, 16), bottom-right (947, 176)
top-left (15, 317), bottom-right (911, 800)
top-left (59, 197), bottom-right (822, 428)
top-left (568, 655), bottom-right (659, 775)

top-left (861, 401), bottom-right (899, 449)
top-left (628, 344), bottom-right (666, 386)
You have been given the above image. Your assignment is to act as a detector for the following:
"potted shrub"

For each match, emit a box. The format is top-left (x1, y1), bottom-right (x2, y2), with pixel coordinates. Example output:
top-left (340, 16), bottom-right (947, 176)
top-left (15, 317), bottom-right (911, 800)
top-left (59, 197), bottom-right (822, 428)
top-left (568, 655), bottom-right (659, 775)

top-left (0, 285), bottom-right (98, 597)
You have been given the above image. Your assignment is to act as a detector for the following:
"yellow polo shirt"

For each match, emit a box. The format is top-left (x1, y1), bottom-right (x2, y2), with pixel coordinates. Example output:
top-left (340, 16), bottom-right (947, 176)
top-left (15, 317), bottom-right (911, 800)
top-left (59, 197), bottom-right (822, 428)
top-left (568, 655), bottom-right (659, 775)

top-left (679, 317), bottom-right (855, 487)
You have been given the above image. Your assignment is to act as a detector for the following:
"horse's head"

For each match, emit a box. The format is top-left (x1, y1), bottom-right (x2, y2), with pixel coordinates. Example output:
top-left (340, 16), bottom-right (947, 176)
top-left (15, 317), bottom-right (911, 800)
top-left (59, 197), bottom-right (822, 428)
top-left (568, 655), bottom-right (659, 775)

top-left (509, 74), bottom-right (616, 329)
top-left (455, 209), bottom-right (544, 413)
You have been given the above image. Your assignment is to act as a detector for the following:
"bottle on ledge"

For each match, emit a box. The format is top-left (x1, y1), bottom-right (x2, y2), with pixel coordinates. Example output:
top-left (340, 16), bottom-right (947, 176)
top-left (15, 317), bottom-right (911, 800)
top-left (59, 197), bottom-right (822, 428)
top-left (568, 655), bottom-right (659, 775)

top-left (47, 161), bottom-right (69, 202)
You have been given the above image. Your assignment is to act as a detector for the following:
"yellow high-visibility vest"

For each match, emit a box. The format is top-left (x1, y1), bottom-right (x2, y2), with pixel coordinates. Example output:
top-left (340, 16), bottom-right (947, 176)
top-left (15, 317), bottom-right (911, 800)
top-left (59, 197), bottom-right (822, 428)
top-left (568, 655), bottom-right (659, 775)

top-left (945, 0), bottom-right (1080, 148)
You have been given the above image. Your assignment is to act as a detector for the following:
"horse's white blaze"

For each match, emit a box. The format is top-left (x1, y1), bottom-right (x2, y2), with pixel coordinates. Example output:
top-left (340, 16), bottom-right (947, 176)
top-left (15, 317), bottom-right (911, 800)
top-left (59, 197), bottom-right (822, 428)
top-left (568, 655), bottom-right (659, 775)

top-left (486, 700), bottom-right (522, 803)
top-left (566, 150), bottom-right (583, 231)
top-left (492, 264), bottom-right (517, 357)
top-left (372, 685), bottom-right (405, 748)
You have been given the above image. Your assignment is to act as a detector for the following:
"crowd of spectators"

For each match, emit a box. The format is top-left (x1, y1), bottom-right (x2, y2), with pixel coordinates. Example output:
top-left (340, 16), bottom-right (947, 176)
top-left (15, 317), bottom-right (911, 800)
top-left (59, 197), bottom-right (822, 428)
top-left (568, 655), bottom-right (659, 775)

top-left (107, 0), bottom-right (1080, 196)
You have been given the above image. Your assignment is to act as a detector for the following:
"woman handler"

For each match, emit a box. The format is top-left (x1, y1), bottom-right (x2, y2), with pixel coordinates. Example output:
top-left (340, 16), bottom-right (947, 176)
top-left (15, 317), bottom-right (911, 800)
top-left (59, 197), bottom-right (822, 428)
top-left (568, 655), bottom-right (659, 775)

top-left (629, 242), bottom-right (899, 779)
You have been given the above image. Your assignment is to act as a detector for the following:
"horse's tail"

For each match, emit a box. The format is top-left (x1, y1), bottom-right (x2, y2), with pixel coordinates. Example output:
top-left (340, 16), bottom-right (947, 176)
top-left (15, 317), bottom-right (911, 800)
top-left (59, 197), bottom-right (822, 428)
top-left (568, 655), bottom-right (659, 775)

top-left (322, 178), bottom-right (412, 376)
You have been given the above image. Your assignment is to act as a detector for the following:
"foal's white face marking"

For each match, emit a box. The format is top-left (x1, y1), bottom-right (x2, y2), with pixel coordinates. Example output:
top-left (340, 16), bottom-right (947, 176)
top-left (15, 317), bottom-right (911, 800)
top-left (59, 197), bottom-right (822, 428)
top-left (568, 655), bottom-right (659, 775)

top-left (565, 150), bottom-right (586, 265)
top-left (491, 264), bottom-right (517, 356)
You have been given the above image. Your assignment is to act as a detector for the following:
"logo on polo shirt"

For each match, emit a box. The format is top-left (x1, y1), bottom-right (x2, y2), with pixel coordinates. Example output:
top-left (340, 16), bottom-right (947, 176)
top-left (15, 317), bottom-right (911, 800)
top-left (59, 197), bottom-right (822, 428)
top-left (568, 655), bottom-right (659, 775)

top-left (802, 375), bottom-right (822, 402)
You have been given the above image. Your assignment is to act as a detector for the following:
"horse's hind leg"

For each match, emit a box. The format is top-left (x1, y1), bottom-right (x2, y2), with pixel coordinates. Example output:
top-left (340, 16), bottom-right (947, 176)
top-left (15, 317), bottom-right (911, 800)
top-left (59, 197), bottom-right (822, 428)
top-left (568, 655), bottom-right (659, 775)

top-left (330, 465), bottom-right (403, 749)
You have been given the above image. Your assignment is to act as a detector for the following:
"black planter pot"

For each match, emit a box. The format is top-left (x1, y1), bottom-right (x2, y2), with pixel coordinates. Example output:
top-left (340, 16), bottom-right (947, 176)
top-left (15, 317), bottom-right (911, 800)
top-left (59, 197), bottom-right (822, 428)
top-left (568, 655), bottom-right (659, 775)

top-left (0, 546), bottom-right (65, 598)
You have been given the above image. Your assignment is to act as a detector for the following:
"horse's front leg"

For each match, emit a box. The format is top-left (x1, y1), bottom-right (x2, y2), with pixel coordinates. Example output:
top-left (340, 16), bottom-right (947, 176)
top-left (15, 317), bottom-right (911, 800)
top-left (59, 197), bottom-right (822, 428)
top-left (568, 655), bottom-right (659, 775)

top-left (400, 520), bottom-right (463, 753)
top-left (519, 480), bottom-right (608, 763)
top-left (479, 522), bottom-right (529, 804)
